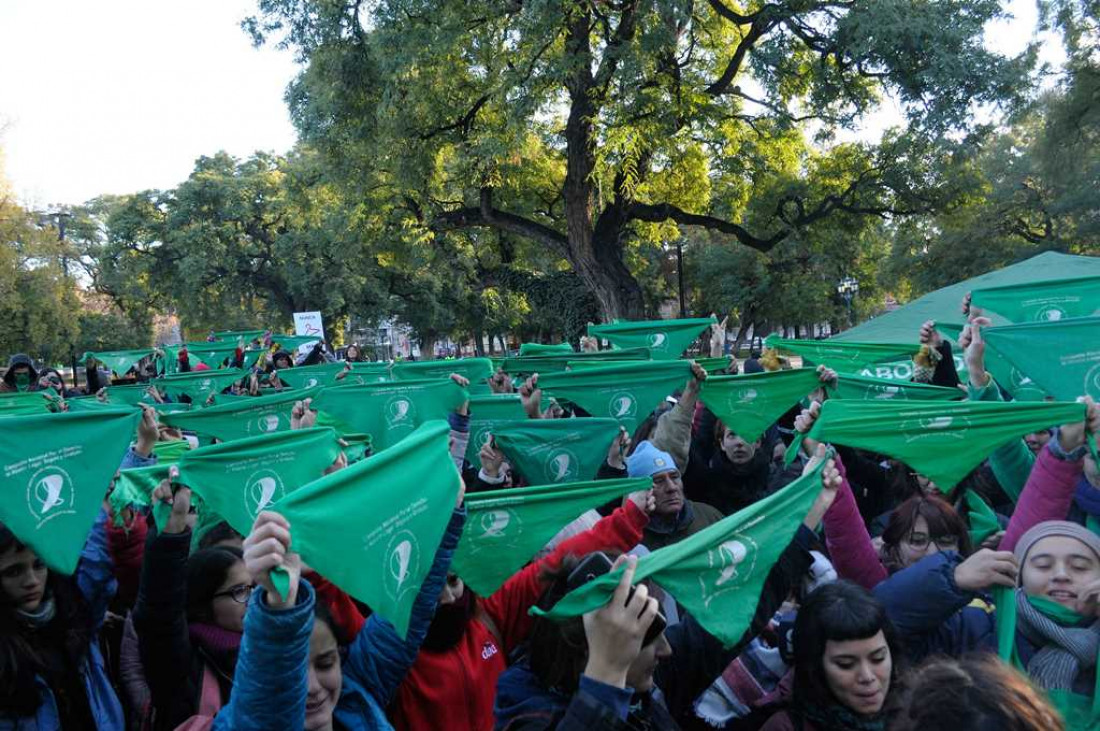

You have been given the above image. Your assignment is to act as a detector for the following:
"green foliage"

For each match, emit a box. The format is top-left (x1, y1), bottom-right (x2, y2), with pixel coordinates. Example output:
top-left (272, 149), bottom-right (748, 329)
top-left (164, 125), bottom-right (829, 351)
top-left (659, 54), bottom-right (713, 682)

top-left (73, 312), bottom-right (152, 355)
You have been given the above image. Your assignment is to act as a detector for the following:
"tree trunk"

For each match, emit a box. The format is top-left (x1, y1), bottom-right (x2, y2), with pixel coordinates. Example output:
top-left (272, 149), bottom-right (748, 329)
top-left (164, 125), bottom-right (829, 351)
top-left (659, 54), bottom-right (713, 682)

top-left (419, 334), bottom-right (438, 360)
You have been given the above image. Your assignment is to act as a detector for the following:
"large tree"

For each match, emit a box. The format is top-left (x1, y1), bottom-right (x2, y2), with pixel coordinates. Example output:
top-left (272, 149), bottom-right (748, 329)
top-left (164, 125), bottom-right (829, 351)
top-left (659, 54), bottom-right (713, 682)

top-left (246, 0), bottom-right (1032, 319)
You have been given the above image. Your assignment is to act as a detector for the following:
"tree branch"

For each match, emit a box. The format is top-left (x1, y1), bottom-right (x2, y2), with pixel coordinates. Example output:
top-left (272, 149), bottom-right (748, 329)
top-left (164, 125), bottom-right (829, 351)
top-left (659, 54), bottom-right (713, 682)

top-left (435, 187), bottom-right (569, 256)
top-left (627, 202), bottom-right (790, 252)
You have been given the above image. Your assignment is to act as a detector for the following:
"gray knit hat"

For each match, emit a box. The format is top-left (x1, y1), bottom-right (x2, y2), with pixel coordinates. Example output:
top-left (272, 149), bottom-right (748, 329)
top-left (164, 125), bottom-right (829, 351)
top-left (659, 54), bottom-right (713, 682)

top-left (1014, 520), bottom-right (1100, 569)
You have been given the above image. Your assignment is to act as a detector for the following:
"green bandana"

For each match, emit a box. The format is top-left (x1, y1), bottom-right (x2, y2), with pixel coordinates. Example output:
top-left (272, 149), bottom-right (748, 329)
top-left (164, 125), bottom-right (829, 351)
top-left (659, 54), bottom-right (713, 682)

top-left (0, 408), bottom-right (141, 573)
top-left (466, 395), bottom-right (528, 464)
top-left (211, 329), bottom-right (267, 343)
top-left (188, 342), bottom-right (262, 370)
top-left (699, 369), bottom-right (823, 443)
top-left (971, 275), bottom-right (1100, 324)
top-left (993, 586), bottom-right (1100, 730)
top-left (176, 427), bottom-right (342, 538)
top-left (694, 356), bottom-right (735, 375)
top-left (501, 347), bottom-right (653, 376)
top-left (0, 391), bottom-right (54, 417)
top-left (492, 418), bottom-right (622, 485)
top-left (82, 349), bottom-right (155, 376)
top-left (272, 421), bottom-right (461, 638)
top-left (587, 317), bottom-right (716, 360)
top-left (764, 336), bottom-right (917, 373)
top-left (109, 463), bottom-right (171, 526)
top-left (788, 399), bottom-right (1086, 488)
top-left (531, 455), bottom-right (828, 645)
top-left (936, 323), bottom-right (1048, 402)
top-left (269, 335), bottom-right (323, 353)
top-left (161, 387), bottom-right (321, 442)
top-left (13, 373), bottom-right (31, 391)
top-left (274, 362), bottom-right (348, 390)
top-left (346, 361), bottom-right (393, 383)
top-left (53, 397), bottom-right (111, 413)
top-left (982, 317), bottom-right (1100, 403)
top-left (536, 361), bottom-right (692, 433)
top-left (312, 379), bottom-right (467, 451)
top-left (965, 489), bottom-right (999, 546)
top-left (519, 343), bottom-right (575, 356)
top-left (99, 384), bottom-right (159, 407)
top-left (156, 369), bottom-right (246, 403)
top-left (828, 373), bottom-right (964, 402)
top-left (565, 360), bottom-right (651, 371)
top-left (391, 358), bottom-right (493, 394)
top-left (452, 477), bottom-right (650, 595)
top-left (151, 439), bottom-right (192, 465)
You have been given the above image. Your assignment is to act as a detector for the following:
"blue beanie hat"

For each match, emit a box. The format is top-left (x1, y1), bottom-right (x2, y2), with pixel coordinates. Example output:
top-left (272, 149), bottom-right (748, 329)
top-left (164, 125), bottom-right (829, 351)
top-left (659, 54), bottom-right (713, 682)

top-left (627, 441), bottom-right (677, 478)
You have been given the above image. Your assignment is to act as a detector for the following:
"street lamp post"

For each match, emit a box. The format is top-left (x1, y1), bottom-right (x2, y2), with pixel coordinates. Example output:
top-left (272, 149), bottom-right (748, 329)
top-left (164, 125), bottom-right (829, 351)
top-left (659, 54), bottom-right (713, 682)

top-left (837, 276), bottom-right (860, 330)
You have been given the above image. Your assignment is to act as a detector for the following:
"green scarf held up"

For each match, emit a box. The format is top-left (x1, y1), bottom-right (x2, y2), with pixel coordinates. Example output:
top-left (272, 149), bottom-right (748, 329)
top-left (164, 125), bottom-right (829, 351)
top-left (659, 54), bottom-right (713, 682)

top-left (175, 427), bottom-right (343, 538)
top-left (693, 356), bottom-right (735, 375)
top-left (828, 373), bottom-right (964, 402)
top-left (787, 399), bottom-right (1087, 489)
top-left (151, 439), bottom-right (192, 465)
top-left (100, 384), bottom-right (159, 407)
top-left (519, 342), bottom-right (574, 356)
top-left (971, 275), bottom-right (1100, 324)
top-left (0, 390), bottom-right (54, 416)
top-left (764, 335), bottom-right (917, 373)
top-left (82, 349), bottom-right (155, 376)
top-left (270, 421), bottom-right (462, 638)
top-left (965, 489), bottom-right (1000, 547)
top-left (465, 395), bottom-right (528, 464)
top-left (531, 455), bottom-right (828, 646)
top-left (492, 418), bottom-right (622, 485)
top-left (311, 378), bottom-right (467, 451)
top-left (274, 362), bottom-right (349, 390)
top-left (0, 408), bottom-right (141, 573)
top-left (536, 360), bottom-right (691, 433)
top-left (993, 586), bottom-right (1100, 731)
top-left (155, 369), bottom-right (247, 404)
top-left (346, 361), bottom-right (393, 383)
top-left (161, 386), bottom-right (321, 442)
top-left (587, 317), bottom-right (716, 360)
top-left (452, 477), bottom-right (650, 595)
top-left (501, 347), bottom-right (653, 376)
top-left (981, 317), bottom-right (1100, 404)
top-left (391, 358), bottom-right (494, 394)
top-left (700, 369), bottom-right (823, 443)
top-left (109, 463), bottom-right (171, 527)
top-left (211, 329), bottom-right (267, 343)
top-left (935, 323), bottom-right (1048, 402)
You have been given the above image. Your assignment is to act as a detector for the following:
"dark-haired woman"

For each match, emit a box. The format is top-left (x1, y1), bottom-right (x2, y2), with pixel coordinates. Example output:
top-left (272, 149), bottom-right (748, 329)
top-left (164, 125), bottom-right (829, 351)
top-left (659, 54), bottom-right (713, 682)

top-left (760, 581), bottom-right (901, 731)
top-left (0, 509), bottom-right (124, 729)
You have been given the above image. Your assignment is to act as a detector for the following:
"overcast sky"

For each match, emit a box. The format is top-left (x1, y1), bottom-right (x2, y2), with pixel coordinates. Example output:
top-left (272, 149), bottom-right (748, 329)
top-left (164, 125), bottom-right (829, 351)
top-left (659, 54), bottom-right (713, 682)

top-left (0, 0), bottom-right (1064, 209)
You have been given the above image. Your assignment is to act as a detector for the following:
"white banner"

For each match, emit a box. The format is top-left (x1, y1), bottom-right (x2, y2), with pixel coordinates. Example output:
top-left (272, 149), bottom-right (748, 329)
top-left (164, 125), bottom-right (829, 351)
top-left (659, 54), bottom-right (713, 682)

top-left (293, 311), bottom-right (325, 340)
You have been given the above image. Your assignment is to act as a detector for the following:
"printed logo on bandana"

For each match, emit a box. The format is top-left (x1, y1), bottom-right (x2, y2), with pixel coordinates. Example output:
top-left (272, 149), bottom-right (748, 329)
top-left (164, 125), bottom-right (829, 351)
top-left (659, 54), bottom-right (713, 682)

top-left (700, 532), bottom-right (758, 608)
top-left (386, 396), bottom-right (415, 426)
top-left (305, 377), bottom-right (319, 388)
top-left (545, 448), bottom-right (579, 482)
top-left (901, 415), bottom-right (971, 442)
top-left (200, 379), bottom-right (213, 390)
top-left (473, 426), bottom-right (494, 450)
top-left (1035, 305), bottom-right (1067, 322)
top-left (256, 413), bottom-right (283, 433)
top-left (1085, 363), bottom-right (1100, 401)
top-left (384, 529), bottom-right (421, 604)
top-left (648, 333), bottom-right (668, 350)
top-left (244, 469), bottom-right (286, 517)
top-left (609, 392), bottom-right (637, 420)
top-left (479, 508), bottom-right (520, 539)
top-left (27, 466), bottom-right (75, 528)
top-left (868, 385), bottom-right (901, 401)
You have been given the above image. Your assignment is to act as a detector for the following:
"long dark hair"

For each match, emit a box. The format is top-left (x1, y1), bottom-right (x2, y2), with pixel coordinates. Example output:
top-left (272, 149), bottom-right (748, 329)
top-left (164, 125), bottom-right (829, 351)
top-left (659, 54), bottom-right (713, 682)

top-left (792, 581), bottom-right (902, 711)
top-left (185, 546), bottom-right (244, 623)
top-left (526, 556), bottom-right (590, 695)
top-left (881, 495), bottom-right (972, 572)
top-left (0, 525), bottom-right (95, 716)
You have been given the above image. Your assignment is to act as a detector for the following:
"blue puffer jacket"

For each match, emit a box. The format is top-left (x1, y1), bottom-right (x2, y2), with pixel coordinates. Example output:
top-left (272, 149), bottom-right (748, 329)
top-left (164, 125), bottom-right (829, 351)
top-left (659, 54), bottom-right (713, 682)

top-left (872, 550), bottom-right (1097, 696)
top-left (0, 510), bottom-right (125, 730)
top-left (211, 506), bottom-right (466, 731)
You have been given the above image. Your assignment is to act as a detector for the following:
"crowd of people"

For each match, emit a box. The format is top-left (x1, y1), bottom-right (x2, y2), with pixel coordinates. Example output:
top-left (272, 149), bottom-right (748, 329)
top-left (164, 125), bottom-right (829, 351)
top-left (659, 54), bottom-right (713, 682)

top-left (1, 294), bottom-right (1098, 731)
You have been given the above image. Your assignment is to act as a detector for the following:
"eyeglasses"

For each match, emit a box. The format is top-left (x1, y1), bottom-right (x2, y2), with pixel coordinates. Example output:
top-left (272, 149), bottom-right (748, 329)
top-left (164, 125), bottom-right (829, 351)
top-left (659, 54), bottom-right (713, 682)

top-left (213, 583), bottom-right (255, 604)
top-left (906, 533), bottom-right (960, 550)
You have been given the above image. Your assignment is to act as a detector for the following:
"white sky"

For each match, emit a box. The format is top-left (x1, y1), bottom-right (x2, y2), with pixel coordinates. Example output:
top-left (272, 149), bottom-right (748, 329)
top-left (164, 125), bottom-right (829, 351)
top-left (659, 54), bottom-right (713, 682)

top-left (0, 0), bottom-right (1066, 209)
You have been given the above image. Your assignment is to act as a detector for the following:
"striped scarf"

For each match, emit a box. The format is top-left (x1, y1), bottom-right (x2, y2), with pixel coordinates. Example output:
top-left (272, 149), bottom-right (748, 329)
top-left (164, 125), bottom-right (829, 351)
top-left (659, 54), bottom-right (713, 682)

top-left (1015, 591), bottom-right (1100, 691)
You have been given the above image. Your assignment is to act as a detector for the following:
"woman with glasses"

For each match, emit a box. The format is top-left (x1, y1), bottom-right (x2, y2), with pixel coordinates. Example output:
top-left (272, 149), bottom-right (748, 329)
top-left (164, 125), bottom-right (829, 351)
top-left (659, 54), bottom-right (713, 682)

top-left (132, 481), bottom-right (257, 730)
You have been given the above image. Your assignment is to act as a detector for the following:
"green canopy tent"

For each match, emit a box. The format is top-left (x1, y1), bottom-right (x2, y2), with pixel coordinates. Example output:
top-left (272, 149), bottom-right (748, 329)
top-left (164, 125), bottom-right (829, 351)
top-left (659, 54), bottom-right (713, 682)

top-left (832, 252), bottom-right (1100, 345)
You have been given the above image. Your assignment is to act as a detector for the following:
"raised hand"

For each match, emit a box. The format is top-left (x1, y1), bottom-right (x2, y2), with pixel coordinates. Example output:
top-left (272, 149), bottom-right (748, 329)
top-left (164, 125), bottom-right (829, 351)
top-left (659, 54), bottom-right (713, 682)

top-left (243, 511), bottom-right (301, 609)
top-left (152, 467), bottom-right (192, 535)
top-left (135, 404), bottom-right (159, 458)
top-left (919, 320), bottom-right (942, 350)
top-left (803, 447), bottom-right (842, 529)
top-left (1057, 396), bottom-right (1100, 454)
top-left (581, 556), bottom-right (659, 689)
top-left (479, 438), bottom-right (506, 479)
top-left (290, 398), bottom-right (318, 430)
top-left (625, 488), bottom-right (656, 515)
top-left (953, 549), bottom-right (1019, 592)
top-left (607, 426), bottom-right (631, 470)
top-left (519, 374), bottom-right (544, 419)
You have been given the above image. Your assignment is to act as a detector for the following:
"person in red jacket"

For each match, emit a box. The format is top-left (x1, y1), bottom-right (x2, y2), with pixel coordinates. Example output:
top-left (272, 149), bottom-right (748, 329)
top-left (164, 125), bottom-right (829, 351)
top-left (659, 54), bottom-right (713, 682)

top-left (390, 490), bottom-right (656, 731)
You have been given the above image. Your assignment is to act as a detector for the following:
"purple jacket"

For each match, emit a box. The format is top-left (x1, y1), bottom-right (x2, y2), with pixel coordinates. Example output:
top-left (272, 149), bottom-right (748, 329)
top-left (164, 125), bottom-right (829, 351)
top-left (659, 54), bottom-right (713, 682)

top-left (822, 454), bottom-right (888, 591)
top-left (998, 442), bottom-right (1084, 553)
